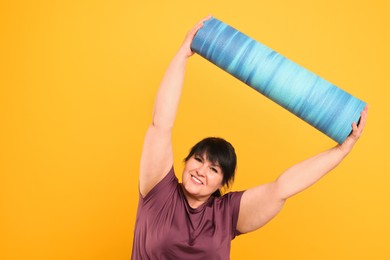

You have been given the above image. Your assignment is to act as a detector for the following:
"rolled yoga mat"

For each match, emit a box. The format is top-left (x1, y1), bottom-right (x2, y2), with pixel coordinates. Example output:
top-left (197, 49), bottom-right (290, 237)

top-left (191, 17), bottom-right (366, 144)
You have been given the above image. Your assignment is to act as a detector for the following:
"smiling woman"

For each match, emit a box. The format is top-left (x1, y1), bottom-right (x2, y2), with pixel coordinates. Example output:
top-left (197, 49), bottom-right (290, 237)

top-left (131, 16), bottom-right (368, 260)
top-left (182, 151), bottom-right (226, 206)
top-left (183, 137), bottom-right (237, 199)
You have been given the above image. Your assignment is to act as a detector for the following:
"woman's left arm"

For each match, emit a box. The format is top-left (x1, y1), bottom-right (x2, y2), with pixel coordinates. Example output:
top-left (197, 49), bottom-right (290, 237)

top-left (237, 106), bottom-right (368, 234)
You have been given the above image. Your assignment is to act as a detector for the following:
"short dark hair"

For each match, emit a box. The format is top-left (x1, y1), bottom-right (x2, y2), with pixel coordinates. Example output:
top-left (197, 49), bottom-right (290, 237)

top-left (184, 137), bottom-right (237, 197)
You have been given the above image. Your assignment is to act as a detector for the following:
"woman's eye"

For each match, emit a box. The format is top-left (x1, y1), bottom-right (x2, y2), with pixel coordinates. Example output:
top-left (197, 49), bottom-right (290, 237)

top-left (195, 157), bottom-right (202, 162)
top-left (211, 167), bottom-right (218, 173)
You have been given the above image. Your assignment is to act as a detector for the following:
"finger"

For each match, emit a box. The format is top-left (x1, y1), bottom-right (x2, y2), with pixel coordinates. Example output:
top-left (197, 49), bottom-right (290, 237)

top-left (357, 106), bottom-right (368, 130)
top-left (351, 122), bottom-right (358, 134)
top-left (200, 14), bottom-right (212, 23)
top-left (189, 22), bottom-right (205, 38)
top-left (195, 15), bottom-right (212, 25)
top-left (193, 15), bottom-right (212, 30)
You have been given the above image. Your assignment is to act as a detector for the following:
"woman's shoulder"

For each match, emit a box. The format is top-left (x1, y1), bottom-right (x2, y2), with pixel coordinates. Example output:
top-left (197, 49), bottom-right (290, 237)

top-left (213, 190), bottom-right (245, 208)
top-left (141, 166), bottom-right (179, 201)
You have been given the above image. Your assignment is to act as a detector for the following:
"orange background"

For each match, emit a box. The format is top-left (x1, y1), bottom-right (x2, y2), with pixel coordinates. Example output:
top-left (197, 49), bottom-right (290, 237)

top-left (1, 0), bottom-right (389, 259)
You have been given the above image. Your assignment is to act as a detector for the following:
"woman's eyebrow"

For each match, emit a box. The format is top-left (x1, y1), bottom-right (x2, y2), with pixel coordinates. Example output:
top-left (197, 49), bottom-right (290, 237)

top-left (196, 153), bottom-right (204, 159)
top-left (210, 163), bottom-right (221, 168)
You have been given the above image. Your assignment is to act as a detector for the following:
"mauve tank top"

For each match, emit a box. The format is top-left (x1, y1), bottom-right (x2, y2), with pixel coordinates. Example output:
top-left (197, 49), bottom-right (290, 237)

top-left (131, 167), bottom-right (244, 260)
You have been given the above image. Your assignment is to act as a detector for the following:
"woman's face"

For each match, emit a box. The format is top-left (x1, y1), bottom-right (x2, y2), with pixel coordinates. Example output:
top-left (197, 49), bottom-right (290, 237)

top-left (182, 153), bottom-right (224, 202)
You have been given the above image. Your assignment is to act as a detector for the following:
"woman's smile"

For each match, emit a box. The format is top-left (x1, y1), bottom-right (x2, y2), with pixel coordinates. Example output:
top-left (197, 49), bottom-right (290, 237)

top-left (191, 174), bottom-right (204, 185)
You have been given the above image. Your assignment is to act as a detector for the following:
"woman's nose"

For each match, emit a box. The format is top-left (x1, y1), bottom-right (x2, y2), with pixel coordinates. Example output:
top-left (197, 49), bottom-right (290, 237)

top-left (196, 164), bottom-right (207, 176)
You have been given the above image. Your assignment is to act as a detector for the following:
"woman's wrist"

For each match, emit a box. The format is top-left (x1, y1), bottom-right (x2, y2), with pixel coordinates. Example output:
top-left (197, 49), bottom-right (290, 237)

top-left (172, 49), bottom-right (191, 65)
top-left (335, 143), bottom-right (352, 159)
top-left (177, 44), bottom-right (194, 58)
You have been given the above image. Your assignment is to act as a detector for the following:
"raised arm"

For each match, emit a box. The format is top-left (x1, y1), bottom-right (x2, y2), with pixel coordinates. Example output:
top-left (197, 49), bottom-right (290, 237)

top-left (139, 17), bottom-right (211, 197)
top-left (237, 107), bottom-right (368, 233)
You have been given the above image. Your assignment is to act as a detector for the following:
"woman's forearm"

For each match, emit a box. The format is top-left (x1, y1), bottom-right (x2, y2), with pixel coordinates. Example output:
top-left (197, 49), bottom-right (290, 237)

top-left (152, 52), bottom-right (188, 130)
top-left (151, 17), bottom-right (209, 131)
top-left (274, 146), bottom-right (348, 200)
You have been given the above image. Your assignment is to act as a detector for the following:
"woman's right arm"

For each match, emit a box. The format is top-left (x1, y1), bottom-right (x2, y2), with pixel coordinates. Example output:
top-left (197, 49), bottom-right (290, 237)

top-left (139, 17), bottom-right (210, 197)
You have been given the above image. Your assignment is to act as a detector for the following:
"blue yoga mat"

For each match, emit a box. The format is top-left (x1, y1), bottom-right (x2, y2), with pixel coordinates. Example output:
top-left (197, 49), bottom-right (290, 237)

top-left (191, 17), bottom-right (366, 144)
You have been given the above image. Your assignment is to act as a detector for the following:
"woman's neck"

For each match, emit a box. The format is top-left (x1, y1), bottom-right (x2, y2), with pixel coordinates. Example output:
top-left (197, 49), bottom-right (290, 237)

top-left (180, 184), bottom-right (210, 209)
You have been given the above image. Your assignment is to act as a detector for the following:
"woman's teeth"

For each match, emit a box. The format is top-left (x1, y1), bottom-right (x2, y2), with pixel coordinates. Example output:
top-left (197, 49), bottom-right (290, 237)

top-left (192, 175), bottom-right (203, 184)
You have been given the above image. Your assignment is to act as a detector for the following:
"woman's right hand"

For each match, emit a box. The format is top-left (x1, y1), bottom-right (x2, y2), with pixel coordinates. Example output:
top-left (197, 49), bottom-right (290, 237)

top-left (178, 15), bottom-right (212, 58)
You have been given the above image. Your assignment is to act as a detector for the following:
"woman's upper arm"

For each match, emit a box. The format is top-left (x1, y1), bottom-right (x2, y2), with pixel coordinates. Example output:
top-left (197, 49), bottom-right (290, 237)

top-left (139, 124), bottom-right (174, 197)
top-left (237, 182), bottom-right (285, 234)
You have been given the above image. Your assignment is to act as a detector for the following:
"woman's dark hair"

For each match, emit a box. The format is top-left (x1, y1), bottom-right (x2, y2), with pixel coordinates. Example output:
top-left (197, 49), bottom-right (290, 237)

top-left (184, 137), bottom-right (237, 197)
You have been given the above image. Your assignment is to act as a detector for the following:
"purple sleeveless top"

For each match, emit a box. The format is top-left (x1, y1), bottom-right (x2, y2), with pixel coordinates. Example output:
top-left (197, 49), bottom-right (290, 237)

top-left (131, 167), bottom-right (244, 260)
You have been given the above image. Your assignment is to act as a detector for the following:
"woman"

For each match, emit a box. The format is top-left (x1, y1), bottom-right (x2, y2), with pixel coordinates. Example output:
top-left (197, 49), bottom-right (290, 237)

top-left (131, 16), bottom-right (368, 259)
